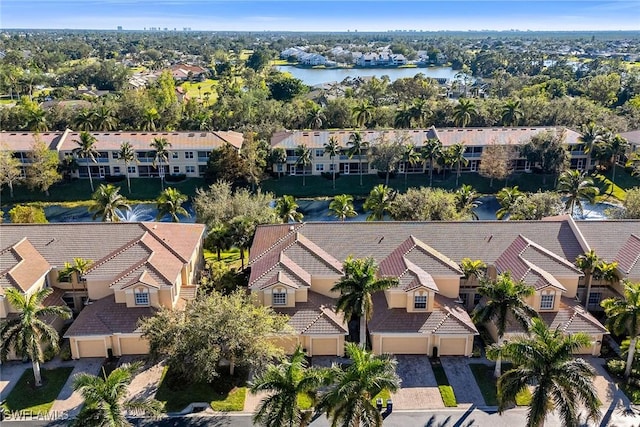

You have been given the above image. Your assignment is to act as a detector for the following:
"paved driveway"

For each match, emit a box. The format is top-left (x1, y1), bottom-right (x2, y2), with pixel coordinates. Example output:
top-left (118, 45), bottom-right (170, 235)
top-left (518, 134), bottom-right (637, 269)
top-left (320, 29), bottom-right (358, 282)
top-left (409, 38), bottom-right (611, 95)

top-left (0, 361), bottom-right (30, 401)
top-left (392, 355), bottom-right (443, 410)
top-left (440, 356), bottom-right (485, 406)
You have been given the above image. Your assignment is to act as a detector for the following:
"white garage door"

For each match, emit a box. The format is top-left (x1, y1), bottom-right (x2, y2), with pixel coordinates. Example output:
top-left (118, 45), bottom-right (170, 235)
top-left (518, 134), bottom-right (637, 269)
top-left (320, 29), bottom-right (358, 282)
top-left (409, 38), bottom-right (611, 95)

top-left (438, 338), bottom-right (467, 356)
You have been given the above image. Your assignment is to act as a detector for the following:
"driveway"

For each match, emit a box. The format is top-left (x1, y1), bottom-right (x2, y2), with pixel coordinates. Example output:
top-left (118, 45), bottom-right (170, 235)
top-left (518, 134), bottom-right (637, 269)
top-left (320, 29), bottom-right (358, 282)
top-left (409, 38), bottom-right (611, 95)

top-left (440, 356), bottom-right (485, 407)
top-left (0, 361), bottom-right (30, 401)
top-left (392, 355), bottom-right (443, 410)
top-left (48, 358), bottom-right (103, 417)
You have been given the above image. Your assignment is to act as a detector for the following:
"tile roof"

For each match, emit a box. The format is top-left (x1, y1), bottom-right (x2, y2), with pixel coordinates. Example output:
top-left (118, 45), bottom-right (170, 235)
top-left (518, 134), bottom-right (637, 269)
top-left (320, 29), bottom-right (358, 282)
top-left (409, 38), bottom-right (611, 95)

top-left (0, 238), bottom-right (51, 293)
top-left (0, 130), bottom-right (68, 151)
top-left (274, 291), bottom-right (348, 335)
top-left (64, 295), bottom-right (156, 337)
top-left (59, 131), bottom-right (243, 151)
top-left (575, 221), bottom-right (640, 278)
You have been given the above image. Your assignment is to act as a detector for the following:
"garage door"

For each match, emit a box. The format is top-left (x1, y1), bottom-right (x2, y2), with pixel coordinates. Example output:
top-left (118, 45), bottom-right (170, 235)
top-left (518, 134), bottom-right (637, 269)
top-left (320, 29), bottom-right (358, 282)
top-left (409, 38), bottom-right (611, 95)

top-left (311, 338), bottom-right (338, 356)
top-left (77, 340), bottom-right (107, 358)
top-left (119, 337), bottom-right (149, 355)
top-left (382, 337), bottom-right (428, 355)
top-left (270, 336), bottom-right (300, 354)
top-left (439, 338), bottom-right (467, 356)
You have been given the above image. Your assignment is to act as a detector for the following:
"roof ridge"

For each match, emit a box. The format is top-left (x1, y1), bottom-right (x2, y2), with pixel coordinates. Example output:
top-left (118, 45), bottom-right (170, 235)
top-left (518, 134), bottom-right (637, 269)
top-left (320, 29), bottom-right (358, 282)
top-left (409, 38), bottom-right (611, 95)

top-left (410, 235), bottom-right (463, 274)
top-left (249, 224), bottom-right (303, 265)
top-left (519, 234), bottom-right (583, 274)
top-left (617, 234), bottom-right (640, 274)
top-left (295, 233), bottom-right (343, 273)
top-left (89, 234), bottom-right (149, 273)
top-left (301, 310), bottom-right (326, 334)
top-left (141, 223), bottom-right (189, 263)
top-left (431, 311), bottom-right (451, 333)
top-left (108, 258), bottom-right (149, 288)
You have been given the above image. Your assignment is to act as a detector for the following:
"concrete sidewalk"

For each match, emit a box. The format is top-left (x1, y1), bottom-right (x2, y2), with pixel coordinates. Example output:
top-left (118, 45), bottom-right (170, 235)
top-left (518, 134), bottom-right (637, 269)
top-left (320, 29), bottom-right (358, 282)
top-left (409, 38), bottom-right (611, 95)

top-left (48, 358), bottom-right (102, 417)
top-left (0, 361), bottom-right (30, 401)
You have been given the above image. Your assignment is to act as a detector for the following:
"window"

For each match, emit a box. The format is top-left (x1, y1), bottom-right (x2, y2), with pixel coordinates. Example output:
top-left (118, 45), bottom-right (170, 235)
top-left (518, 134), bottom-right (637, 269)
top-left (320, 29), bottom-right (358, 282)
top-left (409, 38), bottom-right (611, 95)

top-left (113, 166), bottom-right (121, 174)
top-left (112, 151), bottom-right (119, 159)
top-left (173, 166), bottom-right (180, 174)
top-left (185, 151), bottom-right (194, 159)
top-left (329, 164), bottom-right (335, 171)
top-left (414, 294), bottom-right (427, 309)
top-left (272, 290), bottom-right (286, 305)
top-left (172, 152), bottom-right (179, 159)
top-left (185, 165), bottom-right (195, 173)
top-left (315, 149), bottom-right (324, 157)
top-left (134, 291), bottom-right (149, 306)
top-left (588, 292), bottom-right (602, 307)
top-left (315, 164), bottom-right (324, 172)
top-left (540, 294), bottom-right (554, 310)
top-left (128, 166), bottom-right (136, 174)
top-left (473, 293), bottom-right (482, 305)
top-left (459, 293), bottom-right (469, 306)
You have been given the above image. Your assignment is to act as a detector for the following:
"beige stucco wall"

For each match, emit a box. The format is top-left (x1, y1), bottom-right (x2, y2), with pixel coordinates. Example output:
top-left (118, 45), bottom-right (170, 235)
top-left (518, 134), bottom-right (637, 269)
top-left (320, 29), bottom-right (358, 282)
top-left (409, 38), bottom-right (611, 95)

top-left (71, 337), bottom-right (108, 359)
top-left (0, 297), bottom-right (8, 319)
top-left (86, 279), bottom-right (114, 300)
top-left (158, 288), bottom-right (174, 308)
top-left (438, 337), bottom-right (469, 356)
top-left (295, 288), bottom-right (308, 303)
top-left (532, 288), bottom-right (561, 312)
top-left (556, 277), bottom-right (579, 298)
top-left (124, 286), bottom-right (158, 308)
top-left (406, 289), bottom-right (435, 313)
top-left (434, 277), bottom-right (462, 299)
top-left (310, 277), bottom-right (341, 298)
top-left (385, 290), bottom-right (407, 309)
top-left (262, 285), bottom-right (296, 308)
top-left (270, 335), bottom-right (301, 354)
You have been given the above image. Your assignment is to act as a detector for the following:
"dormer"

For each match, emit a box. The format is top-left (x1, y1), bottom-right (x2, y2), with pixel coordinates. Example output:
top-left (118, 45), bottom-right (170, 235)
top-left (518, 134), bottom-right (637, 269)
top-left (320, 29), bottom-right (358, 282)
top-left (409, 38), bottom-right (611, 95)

top-left (259, 271), bottom-right (307, 308)
top-left (535, 287), bottom-right (561, 312)
top-left (116, 271), bottom-right (161, 308)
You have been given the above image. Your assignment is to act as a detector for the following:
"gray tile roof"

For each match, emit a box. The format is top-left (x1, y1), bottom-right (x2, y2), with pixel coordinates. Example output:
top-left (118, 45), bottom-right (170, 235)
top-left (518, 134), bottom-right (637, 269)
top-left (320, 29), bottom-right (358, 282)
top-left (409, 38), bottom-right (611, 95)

top-left (274, 291), bottom-right (348, 335)
top-left (575, 221), bottom-right (640, 279)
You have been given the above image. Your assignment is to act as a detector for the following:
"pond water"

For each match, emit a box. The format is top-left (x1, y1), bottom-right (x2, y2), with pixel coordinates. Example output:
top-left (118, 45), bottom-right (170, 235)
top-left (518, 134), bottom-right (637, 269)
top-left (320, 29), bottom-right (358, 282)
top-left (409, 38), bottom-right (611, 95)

top-left (42, 202), bottom-right (196, 223)
top-left (274, 65), bottom-right (460, 86)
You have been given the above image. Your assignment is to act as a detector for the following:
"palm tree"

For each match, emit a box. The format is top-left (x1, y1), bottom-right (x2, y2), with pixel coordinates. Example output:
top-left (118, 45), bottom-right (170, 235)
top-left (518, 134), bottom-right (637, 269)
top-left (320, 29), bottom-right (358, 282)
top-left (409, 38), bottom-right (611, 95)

top-left (347, 132), bottom-right (369, 187)
top-left (24, 107), bottom-right (49, 131)
top-left (487, 318), bottom-right (601, 427)
top-left (452, 98), bottom-right (477, 128)
top-left (73, 361), bottom-right (162, 427)
top-left (363, 184), bottom-right (394, 221)
top-left (352, 100), bottom-right (374, 128)
top-left (318, 343), bottom-right (401, 427)
top-left (331, 256), bottom-right (398, 346)
top-left (455, 184), bottom-right (481, 219)
top-left (89, 184), bottom-right (130, 222)
top-left (74, 108), bottom-right (95, 131)
top-left (58, 257), bottom-right (94, 295)
top-left (500, 99), bottom-right (523, 127)
top-left (556, 170), bottom-right (599, 216)
top-left (421, 138), bottom-right (442, 187)
top-left (393, 105), bottom-right (413, 129)
top-left (594, 260), bottom-right (619, 287)
top-left (575, 250), bottom-right (601, 308)
top-left (601, 282), bottom-right (640, 379)
top-left (323, 136), bottom-right (340, 190)
top-left (472, 272), bottom-right (538, 377)
top-left (447, 143), bottom-right (468, 187)
top-left (329, 194), bottom-right (357, 221)
top-left (579, 122), bottom-right (604, 159)
top-left (119, 141), bottom-right (136, 194)
top-left (496, 186), bottom-right (524, 220)
top-left (142, 107), bottom-right (160, 131)
top-left (207, 224), bottom-right (233, 261)
top-left (150, 137), bottom-right (172, 191)
top-left (275, 195), bottom-right (303, 223)
top-left (401, 143), bottom-right (421, 188)
top-left (604, 132), bottom-right (629, 184)
top-left (306, 109), bottom-right (325, 130)
top-left (73, 131), bottom-right (100, 192)
top-left (409, 98), bottom-right (430, 128)
top-left (250, 346), bottom-right (325, 427)
top-left (0, 288), bottom-right (72, 387)
top-left (295, 144), bottom-right (312, 187)
top-left (156, 187), bottom-right (190, 222)
top-left (460, 258), bottom-right (487, 285)
top-left (92, 103), bottom-right (118, 131)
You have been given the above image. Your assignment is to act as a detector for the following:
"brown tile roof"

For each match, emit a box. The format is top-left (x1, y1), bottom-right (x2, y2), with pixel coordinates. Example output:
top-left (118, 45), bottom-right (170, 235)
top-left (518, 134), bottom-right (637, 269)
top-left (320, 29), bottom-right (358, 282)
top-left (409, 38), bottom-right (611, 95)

top-left (616, 235), bottom-right (640, 275)
top-left (0, 238), bottom-right (51, 293)
top-left (59, 131), bottom-right (243, 151)
top-left (0, 130), bottom-right (68, 151)
top-left (575, 221), bottom-right (640, 278)
top-left (369, 292), bottom-right (477, 335)
top-left (274, 291), bottom-right (348, 335)
top-left (64, 295), bottom-right (155, 337)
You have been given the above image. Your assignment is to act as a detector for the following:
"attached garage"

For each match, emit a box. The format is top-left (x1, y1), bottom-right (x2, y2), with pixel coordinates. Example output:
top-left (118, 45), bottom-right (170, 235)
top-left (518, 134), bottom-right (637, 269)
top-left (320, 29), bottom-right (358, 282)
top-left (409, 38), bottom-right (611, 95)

top-left (438, 337), bottom-right (467, 356)
top-left (381, 337), bottom-right (429, 355)
top-left (76, 339), bottom-right (107, 358)
top-left (119, 336), bottom-right (150, 355)
top-left (310, 337), bottom-right (339, 356)
top-left (271, 336), bottom-right (300, 354)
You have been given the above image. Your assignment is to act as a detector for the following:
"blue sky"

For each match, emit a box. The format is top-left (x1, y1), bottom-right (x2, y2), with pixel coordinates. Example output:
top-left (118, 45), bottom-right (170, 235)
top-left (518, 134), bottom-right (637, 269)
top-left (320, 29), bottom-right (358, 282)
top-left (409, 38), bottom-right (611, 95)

top-left (2, 1), bottom-right (639, 32)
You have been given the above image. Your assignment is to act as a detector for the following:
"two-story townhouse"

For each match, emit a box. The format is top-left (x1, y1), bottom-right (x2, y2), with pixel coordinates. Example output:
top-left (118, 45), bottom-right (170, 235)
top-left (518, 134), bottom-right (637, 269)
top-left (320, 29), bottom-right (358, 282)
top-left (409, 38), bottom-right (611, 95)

top-left (270, 127), bottom-right (590, 177)
top-left (0, 130), bottom-right (69, 177)
top-left (0, 222), bottom-right (205, 359)
top-left (249, 217), bottom-right (638, 358)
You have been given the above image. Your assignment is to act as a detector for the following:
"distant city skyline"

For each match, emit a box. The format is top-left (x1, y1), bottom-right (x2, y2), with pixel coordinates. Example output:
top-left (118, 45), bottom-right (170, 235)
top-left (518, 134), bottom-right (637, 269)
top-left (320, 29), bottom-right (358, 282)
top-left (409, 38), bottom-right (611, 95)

top-left (2, 0), bottom-right (639, 32)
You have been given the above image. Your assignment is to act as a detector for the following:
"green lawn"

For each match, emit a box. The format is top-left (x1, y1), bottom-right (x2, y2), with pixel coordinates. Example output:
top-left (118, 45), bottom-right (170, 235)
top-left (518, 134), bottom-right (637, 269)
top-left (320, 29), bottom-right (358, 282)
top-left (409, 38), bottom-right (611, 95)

top-left (430, 359), bottom-right (458, 407)
top-left (594, 168), bottom-right (640, 202)
top-left (1, 177), bottom-right (205, 205)
top-left (204, 248), bottom-right (244, 270)
top-left (179, 79), bottom-right (218, 102)
top-left (260, 172), bottom-right (557, 198)
top-left (469, 363), bottom-right (531, 406)
top-left (2, 367), bottom-right (73, 413)
top-left (155, 366), bottom-right (247, 412)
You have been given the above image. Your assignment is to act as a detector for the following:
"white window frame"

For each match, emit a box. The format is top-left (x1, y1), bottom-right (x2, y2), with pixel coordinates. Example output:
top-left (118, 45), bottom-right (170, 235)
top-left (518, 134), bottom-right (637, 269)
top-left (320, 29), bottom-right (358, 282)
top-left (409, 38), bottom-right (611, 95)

top-left (185, 151), bottom-right (194, 159)
top-left (272, 290), bottom-right (287, 306)
top-left (315, 149), bottom-right (324, 157)
top-left (315, 163), bottom-right (324, 172)
top-left (540, 294), bottom-right (554, 310)
top-left (173, 166), bottom-right (180, 174)
top-left (185, 165), bottom-right (195, 173)
top-left (127, 166), bottom-right (136, 174)
top-left (113, 166), bottom-right (121, 174)
top-left (134, 291), bottom-right (149, 306)
top-left (414, 294), bottom-right (427, 309)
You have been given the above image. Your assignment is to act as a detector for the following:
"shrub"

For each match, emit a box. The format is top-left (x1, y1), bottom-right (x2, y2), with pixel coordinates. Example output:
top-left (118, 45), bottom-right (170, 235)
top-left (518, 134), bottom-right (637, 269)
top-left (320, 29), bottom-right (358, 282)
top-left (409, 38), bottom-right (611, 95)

top-left (321, 172), bottom-right (341, 180)
top-left (43, 345), bottom-right (57, 362)
top-left (377, 171), bottom-right (396, 179)
top-left (166, 174), bottom-right (187, 182)
top-left (606, 359), bottom-right (626, 378)
top-left (104, 174), bottom-right (126, 183)
top-left (59, 340), bottom-right (72, 361)
top-left (438, 385), bottom-right (457, 407)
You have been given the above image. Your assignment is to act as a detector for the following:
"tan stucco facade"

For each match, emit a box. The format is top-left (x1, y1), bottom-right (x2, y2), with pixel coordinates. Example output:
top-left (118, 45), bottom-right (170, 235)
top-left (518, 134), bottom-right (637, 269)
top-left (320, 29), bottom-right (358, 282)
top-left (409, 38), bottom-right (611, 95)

top-left (70, 334), bottom-right (150, 359)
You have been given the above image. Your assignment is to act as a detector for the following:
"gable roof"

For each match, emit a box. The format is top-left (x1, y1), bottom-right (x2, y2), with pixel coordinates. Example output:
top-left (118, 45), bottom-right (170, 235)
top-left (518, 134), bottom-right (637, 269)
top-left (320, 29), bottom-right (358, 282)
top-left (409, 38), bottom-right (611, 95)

top-left (274, 291), bottom-right (348, 335)
top-left (0, 238), bottom-right (51, 293)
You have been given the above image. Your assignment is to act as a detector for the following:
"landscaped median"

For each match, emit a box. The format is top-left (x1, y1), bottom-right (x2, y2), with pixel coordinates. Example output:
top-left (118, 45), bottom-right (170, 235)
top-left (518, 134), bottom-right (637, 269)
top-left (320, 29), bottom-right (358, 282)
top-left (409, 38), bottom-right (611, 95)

top-left (1, 367), bottom-right (73, 414)
top-left (469, 363), bottom-right (531, 406)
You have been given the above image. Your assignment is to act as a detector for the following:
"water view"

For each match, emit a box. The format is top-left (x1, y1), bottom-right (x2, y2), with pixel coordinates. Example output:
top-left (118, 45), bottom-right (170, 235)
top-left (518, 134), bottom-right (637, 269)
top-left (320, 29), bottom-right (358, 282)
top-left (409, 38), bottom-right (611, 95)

top-left (274, 65), bottom-right (460, 86)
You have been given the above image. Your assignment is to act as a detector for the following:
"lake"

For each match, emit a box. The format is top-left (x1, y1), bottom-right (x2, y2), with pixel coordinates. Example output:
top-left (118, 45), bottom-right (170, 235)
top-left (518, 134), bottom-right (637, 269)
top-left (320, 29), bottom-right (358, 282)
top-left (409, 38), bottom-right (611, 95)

top-left (274, 65), bottom-right (460, 86)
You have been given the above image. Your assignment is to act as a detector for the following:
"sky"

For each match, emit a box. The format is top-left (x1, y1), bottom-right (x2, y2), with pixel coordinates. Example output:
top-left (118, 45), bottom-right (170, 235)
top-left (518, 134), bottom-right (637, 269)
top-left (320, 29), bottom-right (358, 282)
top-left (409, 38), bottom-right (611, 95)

top-left (1, 0), bottom-right (639, 32)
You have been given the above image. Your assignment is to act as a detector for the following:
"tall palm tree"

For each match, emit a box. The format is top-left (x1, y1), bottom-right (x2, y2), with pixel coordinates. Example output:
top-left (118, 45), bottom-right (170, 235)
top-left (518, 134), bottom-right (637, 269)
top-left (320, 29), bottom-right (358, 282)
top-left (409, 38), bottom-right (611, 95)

top-left (306, 109), bottom-right (325, 130)
top-left (142, 107), bottom-right (160, 131)
top-left (363, 184), bottom-right (394, 221)
top-left (73, 361), bottom-right (162, 427)
top-left (487, 318), bottom-right (601, 427)
top-left (556, 170), bottom-right (599, 216)
top-left (58, 257), bottom-right (94, 295)
top-left (579, 122), bottom-right (604, 159)
top-left (409, 98), bottom-right (430, 128)
top-left (575, 250), bottom-right (601, 308)
top-left (594, 260), bottom-right (619, 287)
top-left (601, 281), bottom-right (640, 380)
top-left (447, 143), bottom-right (468, 187)
top-left (452, 98), bottom-right (477, 128)
top-left (318, 343), bottom-right (401, 427)
top-left (207, 224), bottom-right (232, 261)
top-left (73, 131), bottom-right (100, 192)
top-left (421, 137), bottom-right (442, 187)
top-left (393, 104), bottom-right (413, 129)
top-left (275, 195), bottom-right (303, 223)
top-left (150, 137), bottom-right (172, 191)
top-left (250, 346), bottom-right (326, 427)
top-left (401, 143), bottom-right (421, 188)
top-left (331, 256), bottom-right (398, 346)
top-left (472, 272), bottom-right (538, 377)
top-left (500, 99), bottom-right (523, 127)
top-left (496, 186), bottom-right (524, 220)
top-left (156, 187), bottom-right (190, 222)
top-left (329, 194), bottom-right (357, 221)
top-left (347, 132), bottom-right (369, 187)
top-left (323, 136), bottom-right (340, 190)
top-left (24, 107), bottom-right (49, 131)
top-left (295, 144), bottom-right (312, 187)
top-left (92, 104), bottom-right (118, 131)
top-left (119, 141), bottom-right (136, 194)
top-left (455, 184), bottom-right (481, 219)
top-left (74, 108), bottom-right (95, 131)
top-left (352, 100), bottom-right (374, 128)
top-left (89, 184), bottom-right (130, 222)
top-left (460, 258), bottom-right (487, 285)
top-left (604, 132), bottom-right (629, 184)
top-left (0, 288), bottom-right (72, 387)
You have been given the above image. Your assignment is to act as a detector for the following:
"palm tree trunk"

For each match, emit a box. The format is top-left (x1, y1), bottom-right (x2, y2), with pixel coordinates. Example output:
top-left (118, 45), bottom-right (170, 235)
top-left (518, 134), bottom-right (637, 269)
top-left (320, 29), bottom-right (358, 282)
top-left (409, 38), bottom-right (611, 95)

top-left (494, 336), bottom-right (503, 378)
top-left (126, 165), bottom-right (132, 194)
top-left (612, 157), bottom-right (617, 184)
top-left (625, 336), bottom-right (637, 379)
top-left (456, 163), bottom-right (461, 187)
top-left (359, 149), bottom-right (363, 186)
top-left (9, 182), bottom-right (14, 198)
top-left (302, 168), bottom-right (306, 187)
top-left (405, 167), bottom-right (408, 189)
top-left (385, 171), bottom-right (390, 186)
top-left (240, 249), bottom-right (245, 269)
top-left (159, 161), bottom-right (165, 191)
top-left (332, 157), bottom-right (336, 190)
top-left (88, 165), bottom-right (94, 192)
top-left (229, 355), bottom-right (235, 376)
top-left (33, 360), bottom-right (43, 387)
top-left (429, 158), bottom-right (434, 187)
top-left (217, 248), bottom-right (221, 261)
top-left (583, 271), bottom-right (593, 307)
top-left (359, 316), bottom-right (367, 348)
